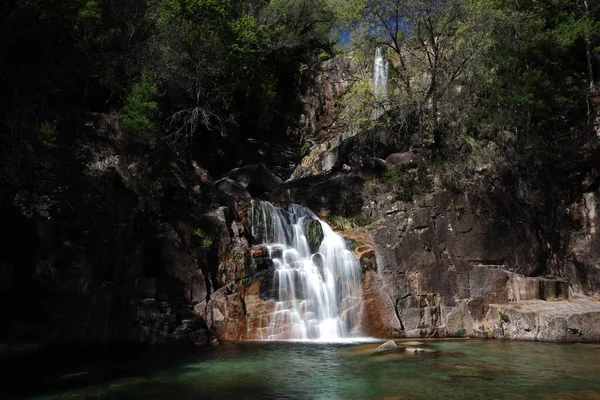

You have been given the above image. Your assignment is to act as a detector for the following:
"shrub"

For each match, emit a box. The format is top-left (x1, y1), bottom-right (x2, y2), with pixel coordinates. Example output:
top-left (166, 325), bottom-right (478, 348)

top-left (329, 213), bottom-right (372, 231)
top-left (35, 121), bottom-right (57, 150)
top-left (120, 72), bottom-right (158, 136)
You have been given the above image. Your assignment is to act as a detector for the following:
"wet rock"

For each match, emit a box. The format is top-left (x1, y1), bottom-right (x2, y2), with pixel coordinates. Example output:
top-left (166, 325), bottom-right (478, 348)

top-left (173, 318), bottom-right (209, 344)
top-left (405, 347), bottom-right (436, 354)
top-left (191, 161), bottom-right (212, 183)
top-left (302, 218), bottom-right (324, 253)
top-left (312, 253), bottom-right (325, 279)
top-left (197, 285), bottom-right (248, 341)
top-left (250, 245), bottom-right (274, 271)
top-left (377, 340), bottom-right (398, 351)
top-left (250, 245), bottom-right (267, 258)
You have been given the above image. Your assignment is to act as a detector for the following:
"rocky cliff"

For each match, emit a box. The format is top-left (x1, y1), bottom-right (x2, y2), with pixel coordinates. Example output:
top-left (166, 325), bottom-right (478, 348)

top-left (264, 54), bottom-right (600, 342)
top-left (3, 58), bottom-right (600, 357)
top-left (0, 114), bottom-right (257, 350)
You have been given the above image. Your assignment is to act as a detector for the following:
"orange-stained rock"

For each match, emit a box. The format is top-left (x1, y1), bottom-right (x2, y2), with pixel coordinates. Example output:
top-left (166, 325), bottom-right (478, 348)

top-left (362, 270), bottom-right (402, 338)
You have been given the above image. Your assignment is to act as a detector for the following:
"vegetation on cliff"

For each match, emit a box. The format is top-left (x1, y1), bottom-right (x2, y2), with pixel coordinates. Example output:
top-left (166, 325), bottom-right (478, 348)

top-left (334, 0), bottom-right (599, 151)
top-left (1, 0), bottom-right (598, 183)
top-left (0, 0), bottom-right (334, 181)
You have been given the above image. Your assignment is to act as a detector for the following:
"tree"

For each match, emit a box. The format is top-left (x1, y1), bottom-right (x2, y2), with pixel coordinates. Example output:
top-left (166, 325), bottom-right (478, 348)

top-left (121, 72), bottom-right (159, 136)
top-left (335, 0), bottom-right (494, 147)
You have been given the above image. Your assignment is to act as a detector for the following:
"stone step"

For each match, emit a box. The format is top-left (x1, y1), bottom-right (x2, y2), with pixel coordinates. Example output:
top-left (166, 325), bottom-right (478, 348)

top-left (485, 296), bottom-right (600, 342)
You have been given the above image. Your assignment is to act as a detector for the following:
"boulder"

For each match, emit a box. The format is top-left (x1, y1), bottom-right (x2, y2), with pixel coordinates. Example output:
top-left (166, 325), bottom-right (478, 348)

top-left (221, 164), bottom-right (283, 196)
top-left (377, 339), bottom-right (398, 351)
top-left (215, 178), bottom-right (251, 198)
top-left (453, 138), bottom-right (472, 155)
top-left (385, 152), bottom-right (422, 170)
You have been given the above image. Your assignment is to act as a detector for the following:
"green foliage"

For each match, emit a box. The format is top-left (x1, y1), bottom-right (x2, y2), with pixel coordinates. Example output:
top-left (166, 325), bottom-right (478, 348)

top-left (352, 213), bottom-right (372, 228)
top-left (379, 162), bottom-right (434, 201)
top-left (329, 214), bottom-right (372, 231)
top-left (334, 0), bottom-right (496, 145)
top-left (338, 77), bottom-right (382, 133)
top-left (76, 0), bottom-right (101, 26)
top-left (35, 121), bottom-right (58, 150)
top-left (331, 0), bottom-right (600, 178)
top-left (363, 179), bottom-right (381, 196)
top-left (120, 72), bottom-right (159, 136)
top-left (300, 140), bottom-right (312, 155)
top-left (382, 168), bottom-right (404, 188)
top-left (473, 0), bottom-right (592, 134)
top-left (317, 52), bottom-right (331, 62)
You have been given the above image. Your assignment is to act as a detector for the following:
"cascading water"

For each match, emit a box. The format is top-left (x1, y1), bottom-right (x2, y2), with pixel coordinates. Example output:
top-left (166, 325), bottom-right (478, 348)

top-left (250, 200), bottom-right (364, 341)
top-left (373, 46), bottom-right (389, 100)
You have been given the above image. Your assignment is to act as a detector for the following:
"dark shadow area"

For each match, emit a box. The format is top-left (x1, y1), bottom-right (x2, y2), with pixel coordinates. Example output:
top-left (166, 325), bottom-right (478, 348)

top-left (0, 345), bottom-right (212, 399)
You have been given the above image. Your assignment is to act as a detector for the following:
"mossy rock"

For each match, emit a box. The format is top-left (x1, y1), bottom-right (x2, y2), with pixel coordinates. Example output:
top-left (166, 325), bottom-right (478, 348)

top-left (345, 237), bottom-right (360, 251)
top-left (251, 200), bottom-right (275, 243)
top-left (302, 218), bottom-right (324, 253)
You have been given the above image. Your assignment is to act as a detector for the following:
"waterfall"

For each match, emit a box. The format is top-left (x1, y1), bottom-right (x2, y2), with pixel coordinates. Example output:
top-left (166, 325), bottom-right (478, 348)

top-left (373, 46), bottom-right (389, 100)
top-left (250, 200), bottom-right (364, 341)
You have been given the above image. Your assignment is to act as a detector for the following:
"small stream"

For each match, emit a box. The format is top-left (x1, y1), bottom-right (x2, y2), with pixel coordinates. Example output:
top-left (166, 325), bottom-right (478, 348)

top-left (4, 340), bottom-right (600, 399)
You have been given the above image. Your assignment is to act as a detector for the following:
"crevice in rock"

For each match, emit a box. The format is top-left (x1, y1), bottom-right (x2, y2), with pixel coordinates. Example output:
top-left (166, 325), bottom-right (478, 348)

top-left (391, 293), bottom-right (411, 332)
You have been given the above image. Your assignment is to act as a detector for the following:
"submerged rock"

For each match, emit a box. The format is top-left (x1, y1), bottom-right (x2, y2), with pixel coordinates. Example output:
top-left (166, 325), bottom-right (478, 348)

top-left (404, 347), bottom-right (437, 354)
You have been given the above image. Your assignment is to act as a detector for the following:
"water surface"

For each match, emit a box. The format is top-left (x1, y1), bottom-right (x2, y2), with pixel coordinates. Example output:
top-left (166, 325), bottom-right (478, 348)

top-left (4, 339), bottom-right (600, 399)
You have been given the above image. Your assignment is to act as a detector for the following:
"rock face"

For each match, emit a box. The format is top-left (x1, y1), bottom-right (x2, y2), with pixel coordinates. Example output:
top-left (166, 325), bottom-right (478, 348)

top-left (297, 57), bottom-right (356, 140)
top-left (0, 114), bottom-right (256, 346)
top-left (292, 129), bottom-right (404, 179)
top-left (291, 56), bottom-right (409, 179)
top-left (359, 190), bottom-right (600, 342)
top-left (485, 297), bottom-right (600, 342)
top-left (3, 110), bottom-right (600, 347)
top-left (269, 170), bottom-right (600, 343)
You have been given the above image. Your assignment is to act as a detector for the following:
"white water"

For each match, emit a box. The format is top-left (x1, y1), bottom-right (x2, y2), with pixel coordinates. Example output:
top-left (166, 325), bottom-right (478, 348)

top-left (373, 46), bottom-right (389, 100)
top-left (250, 201), bottom-right (364, 341)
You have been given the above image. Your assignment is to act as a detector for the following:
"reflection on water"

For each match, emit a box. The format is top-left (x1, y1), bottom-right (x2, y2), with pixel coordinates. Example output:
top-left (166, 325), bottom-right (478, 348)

top-left (3, 340), bottom-right (600, 400)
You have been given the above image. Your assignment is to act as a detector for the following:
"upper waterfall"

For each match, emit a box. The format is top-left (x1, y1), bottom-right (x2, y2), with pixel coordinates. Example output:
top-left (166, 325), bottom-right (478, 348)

top-left (373, 46), bottom-right (389, 100)
top-left (250, 200), bottom-right (364, 341)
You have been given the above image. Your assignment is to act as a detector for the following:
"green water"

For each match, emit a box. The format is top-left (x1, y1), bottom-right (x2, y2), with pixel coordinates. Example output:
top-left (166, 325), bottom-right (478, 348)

top-left (4, 339), bottom-right (600, 399)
